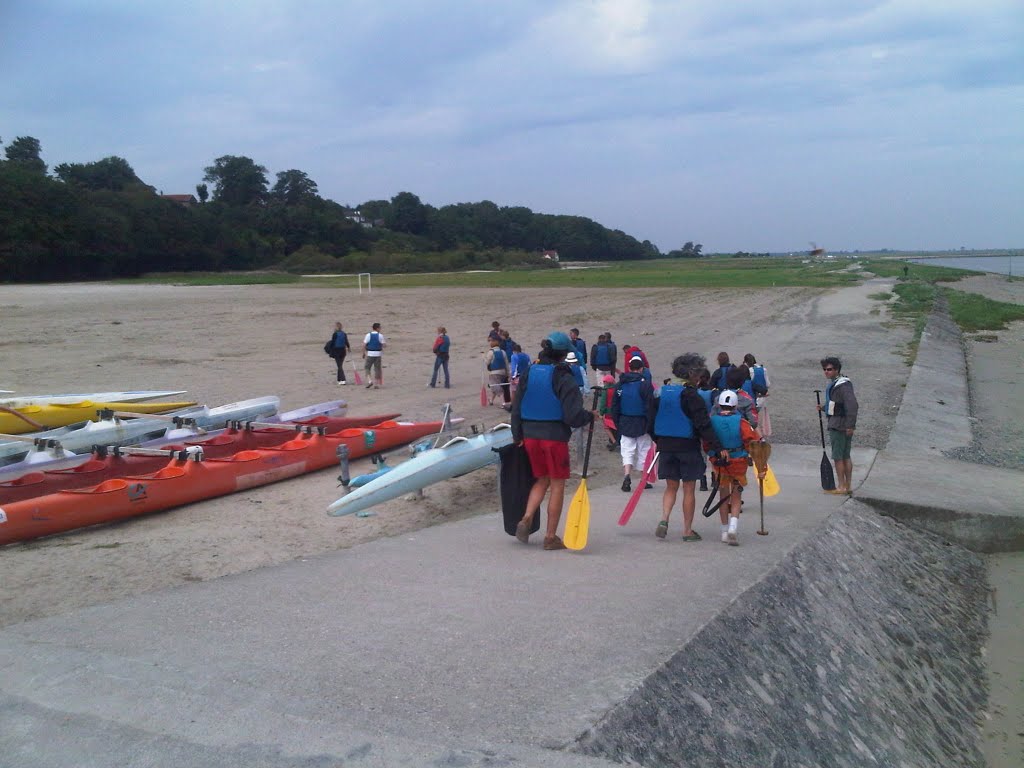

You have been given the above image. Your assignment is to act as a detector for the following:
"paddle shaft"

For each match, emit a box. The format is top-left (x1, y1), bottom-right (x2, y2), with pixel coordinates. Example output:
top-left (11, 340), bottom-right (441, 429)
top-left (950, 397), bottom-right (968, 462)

top-left (580, 390), bottom-right (599, 479)
top-left (814, 390), bottom-right (827, 449)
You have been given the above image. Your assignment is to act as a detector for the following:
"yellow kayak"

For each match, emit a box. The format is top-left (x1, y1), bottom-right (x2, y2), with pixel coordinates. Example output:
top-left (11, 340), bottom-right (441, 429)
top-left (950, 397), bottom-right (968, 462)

top-left (0, 400), bottom-right (197, 435)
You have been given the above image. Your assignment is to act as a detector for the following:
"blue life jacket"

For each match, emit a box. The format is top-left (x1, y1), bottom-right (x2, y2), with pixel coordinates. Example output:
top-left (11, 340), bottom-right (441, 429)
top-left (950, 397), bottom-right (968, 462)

top-left (366, 332), bottom-right (383, 352)
top-left (654, 384), bottom-right (694, 438)
top-left (332, 331), bottom-right (348, 349)
top-left (741, 379), bottom-right (754, 398)
top-left (572, 338), bottom-right (587, 364)
top-left (751, 365), bottom-right (767, 392)
top-left (641, 368), bottom-right (652, 385)
top-left (593, 343), bottom-right (613, 366)
top-left (715, 365), bottom-right (732, 386)
top-left (502, 339), bottom-right (515, 358)
top-left (618, 378), bottom-right (647, 416)
top-left (435, 334), bottom-right (450, 355)
top-left (488, 348), bottom-right (507, 371)
top-left (697, 388), bottom-right (714, 413)
top-left (511, 352), bottom-right (531, 378)
top-left (710, 413), bottom-right (747, 458)
top-left (570, 364), bottom-right (586, 389)
top-left (520, 365), bottom-right (562, 421)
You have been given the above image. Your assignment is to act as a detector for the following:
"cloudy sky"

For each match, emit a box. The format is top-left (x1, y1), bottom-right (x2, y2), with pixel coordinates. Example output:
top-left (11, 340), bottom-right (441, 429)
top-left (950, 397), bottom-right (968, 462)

top-left (2, 1), bottom-right (1021, 253)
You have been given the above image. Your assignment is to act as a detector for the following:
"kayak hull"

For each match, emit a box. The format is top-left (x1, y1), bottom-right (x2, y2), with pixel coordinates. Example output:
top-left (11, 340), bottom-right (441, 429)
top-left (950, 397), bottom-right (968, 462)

top-left (0, 400), bottom-right (197, 435)
top-left (0, 419), bottom-right (451, 545)
top-left (327, 426), bottom-right (513, 517)
top-left (0, 390), bottom-right (188, 408)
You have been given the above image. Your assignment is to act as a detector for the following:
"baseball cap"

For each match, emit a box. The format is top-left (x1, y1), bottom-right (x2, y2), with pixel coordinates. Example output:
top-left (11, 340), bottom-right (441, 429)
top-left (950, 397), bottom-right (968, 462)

top-left (547, 331), bottom-right (571, 351)
top-left (718, 390), bottom-right (738, 408)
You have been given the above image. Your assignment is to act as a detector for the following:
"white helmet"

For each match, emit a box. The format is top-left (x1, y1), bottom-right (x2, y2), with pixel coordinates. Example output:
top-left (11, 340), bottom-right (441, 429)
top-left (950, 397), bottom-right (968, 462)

top-left (718, 390), bottom-right (738, 408)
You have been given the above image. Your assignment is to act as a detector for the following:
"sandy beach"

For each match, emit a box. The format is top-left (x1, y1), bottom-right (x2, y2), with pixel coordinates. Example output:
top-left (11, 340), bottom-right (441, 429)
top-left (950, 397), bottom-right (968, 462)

top-left (1, 272), bottom-right (1021, 627)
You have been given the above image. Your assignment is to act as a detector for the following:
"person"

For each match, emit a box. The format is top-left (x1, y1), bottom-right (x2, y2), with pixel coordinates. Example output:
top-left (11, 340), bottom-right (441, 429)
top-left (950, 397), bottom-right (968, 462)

top-left (362, 322), bottom-right (386, 388)
top-left (565, 351), bottom-right (586, 393)
top-left (590, 333), bottom-right (617, 385)
top-left (500, 329), bottom-right (515, 359)
top-left (328, 322), bottom-right (351, 385)
top-left (509, 343), bottom-right (532, 398)
top-left (622, 343), bottom-right (650, 370)
top-left (708, 390), bottom-right (761, 546)
top-left (485, 338), bottom-right (511, 408)
top-left (511, 331), bottom-right (594, 551)
top-left (743, 353), bottom-right (771, 438)
top-left (713, 367), bottom-right (759, 429)
top-left (429, 326), bottom-right (451, 388)
top-left (613, 357), bottom-right (654, 492)
top-left (649, 353), bottom-right (725, 541)
top-left (488, 321), bottom-right (502, 344)
top-left (569, 328), bottom-right (587, 367)
top-left (709, 352), bottom-right (734, 391)
top-left (598, 373), bottom-right (618, 450)
top-left (696, 368), bottom-right (715, 413)
top-left (818, 356), bottom-right (858, 494)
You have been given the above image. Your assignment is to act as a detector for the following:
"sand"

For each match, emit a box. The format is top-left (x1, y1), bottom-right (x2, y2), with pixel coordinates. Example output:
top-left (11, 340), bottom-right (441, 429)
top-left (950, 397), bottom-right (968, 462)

top-left (0, 275), bottom-right (1018, 627)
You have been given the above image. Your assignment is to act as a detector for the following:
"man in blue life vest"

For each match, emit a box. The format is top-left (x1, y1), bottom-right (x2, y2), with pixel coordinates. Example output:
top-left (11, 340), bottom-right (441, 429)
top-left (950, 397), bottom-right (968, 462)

top-left (509, 343), bottom-right (532, 398)
top-left (709, 351), bottom-right (735, 391)
top-left (590, 333), bottom-right (617, 386)
top-left (709, 390), bottom-right (761, 546)
top-left (648, 353), bottom-right (726, 541)
top-left (569, 328), bottom-right (587, 367)
top-left (511, 331), bottom-right (595, 551)
top-left (328, 321), bottom-right (351, 385)
top-left (613, 357), bottom-right (655, 492)
top-left (362, 322), bottom-right (386, 389)
top-left (743, 353), bottom-right (772, 438)
top-left (485, 337), bottom-right (511, 408)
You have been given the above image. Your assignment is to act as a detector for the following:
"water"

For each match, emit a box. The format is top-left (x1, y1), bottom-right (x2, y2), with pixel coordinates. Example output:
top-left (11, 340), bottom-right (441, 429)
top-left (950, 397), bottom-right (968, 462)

top-left (907, 255), bottom-right (1022, 276)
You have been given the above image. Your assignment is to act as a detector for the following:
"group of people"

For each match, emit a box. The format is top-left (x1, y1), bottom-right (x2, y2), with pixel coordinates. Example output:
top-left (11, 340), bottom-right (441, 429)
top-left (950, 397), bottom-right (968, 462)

top-left (324, 321), bottom-right (387, 389)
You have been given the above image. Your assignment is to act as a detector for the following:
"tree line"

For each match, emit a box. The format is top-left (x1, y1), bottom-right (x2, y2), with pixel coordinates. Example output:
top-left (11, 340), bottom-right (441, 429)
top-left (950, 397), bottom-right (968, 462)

top-left (0, 136), bottom-right (703, 282)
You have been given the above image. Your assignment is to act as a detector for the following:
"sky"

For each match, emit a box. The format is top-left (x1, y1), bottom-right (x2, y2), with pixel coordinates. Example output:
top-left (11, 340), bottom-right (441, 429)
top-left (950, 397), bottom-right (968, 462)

top-left (1, 0), bottom-right (1022, 253)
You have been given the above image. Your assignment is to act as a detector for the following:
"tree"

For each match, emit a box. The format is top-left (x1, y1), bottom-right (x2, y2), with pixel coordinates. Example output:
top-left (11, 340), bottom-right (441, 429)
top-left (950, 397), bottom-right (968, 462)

top-left (202, 155), bottom-right (268, 206)
top-left (385, 191), bottom-right (428, 235)
top-left (4, 136), bottom-right (47, 175)
top-left (54, 156), bottom-right (144, 191)
top-left (271, 169), bottom-right (318, 206)
top-left (195, 183), bottom-right (208, 204)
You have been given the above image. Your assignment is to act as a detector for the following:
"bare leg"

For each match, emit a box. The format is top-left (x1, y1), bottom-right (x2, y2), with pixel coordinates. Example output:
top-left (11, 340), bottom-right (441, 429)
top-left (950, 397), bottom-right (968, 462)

top-left (522, 477), bottom-right (550, 526)
top-left (836, 458), bottom-right (853, 492)
top-left (681, 480), bottom-right (696, 536)
top-left (545, 478), bottom-right (567, 539)
top-left (661, 479), bottom-right (679, 524)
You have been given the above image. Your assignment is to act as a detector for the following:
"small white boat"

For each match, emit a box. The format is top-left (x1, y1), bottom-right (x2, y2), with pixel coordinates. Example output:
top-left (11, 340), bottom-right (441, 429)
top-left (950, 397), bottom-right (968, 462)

top-left (0, 389), bottom-right (188, 408)
top-left (327, 424), bottom-right (512, 517)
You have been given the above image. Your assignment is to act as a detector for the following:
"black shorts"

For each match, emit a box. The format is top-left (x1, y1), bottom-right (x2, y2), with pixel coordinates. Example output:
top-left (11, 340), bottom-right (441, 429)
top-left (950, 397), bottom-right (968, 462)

top-left (658, 451), bottom-right (705, 482)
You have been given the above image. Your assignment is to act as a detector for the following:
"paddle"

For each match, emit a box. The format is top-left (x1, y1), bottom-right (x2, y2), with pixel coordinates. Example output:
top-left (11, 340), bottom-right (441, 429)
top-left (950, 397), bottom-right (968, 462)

top-left (748, 441), bottom-right (771, 536)
top-left (563, 391), bottom-right (599, 551)
top-left (763, 464), bottom-right (780, 496)
top-left (814, 390), bottom-right (837, 491)
top-left (618, 445), bottom-right (658, 526)
top-left (350, 358), bottom-right (363, 386)
top-left (479, 371), bottom-right (488, 407)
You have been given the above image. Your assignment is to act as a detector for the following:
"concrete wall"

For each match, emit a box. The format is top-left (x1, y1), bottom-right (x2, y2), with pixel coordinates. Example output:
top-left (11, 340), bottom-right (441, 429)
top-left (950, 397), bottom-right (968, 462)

top-left (575, 503), bottom-right (989, 768)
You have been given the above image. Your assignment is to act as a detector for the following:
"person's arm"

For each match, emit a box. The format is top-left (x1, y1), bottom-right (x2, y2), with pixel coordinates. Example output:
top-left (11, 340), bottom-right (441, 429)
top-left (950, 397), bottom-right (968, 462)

top-left (555, 367), bottom-right (593, 428)
top-left (344, 334), bottom-right (351, 352)
top-left (843, 383), bottom-right (858, 432)
top-left (683, 389), bottom-right (723, 455)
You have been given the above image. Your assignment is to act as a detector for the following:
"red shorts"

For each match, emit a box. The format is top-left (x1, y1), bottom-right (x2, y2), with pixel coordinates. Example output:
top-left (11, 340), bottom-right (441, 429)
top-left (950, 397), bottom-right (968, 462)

top-left (523, 438), bottom-right (571, 480)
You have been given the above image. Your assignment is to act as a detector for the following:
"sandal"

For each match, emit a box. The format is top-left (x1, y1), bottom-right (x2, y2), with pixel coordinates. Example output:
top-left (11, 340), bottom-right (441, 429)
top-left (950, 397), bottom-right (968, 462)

top-left (515, 519), bottom-right (532, 543)
top-left (682, 531), bottom-right (702, 542)
top-left (655, 520), bottom-right (668, 539)
top-left (543, 536), bottom-right (566, 551)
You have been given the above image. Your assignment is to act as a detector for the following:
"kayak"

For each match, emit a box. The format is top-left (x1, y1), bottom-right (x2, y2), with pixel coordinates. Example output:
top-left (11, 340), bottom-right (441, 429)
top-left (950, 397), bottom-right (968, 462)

top-left (0, 411), bottom-right (403, 504)
top-left (0, 400), bottom-right (197, 435)
top-left (327, 424), bottom-right (513, 517)
top-left (0, 390), bottom-right (188, 408)
top-left (0, 396), bottom-right (281, 465)
top-left (0, 419), bottom-right (455, 545)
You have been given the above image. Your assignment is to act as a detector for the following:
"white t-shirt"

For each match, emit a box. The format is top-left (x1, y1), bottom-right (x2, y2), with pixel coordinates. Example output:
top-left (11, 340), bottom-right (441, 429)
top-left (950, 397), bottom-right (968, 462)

top-left (363, 332), bottom-right (386, 357)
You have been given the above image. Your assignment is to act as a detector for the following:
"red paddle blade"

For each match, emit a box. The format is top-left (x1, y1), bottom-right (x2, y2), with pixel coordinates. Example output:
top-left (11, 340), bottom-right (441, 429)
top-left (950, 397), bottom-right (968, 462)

top-left (480, 385), bottom-right (488, 407)
top-left (352, 361), bottom-right (363, 386)
top-left (618, 447), bottom-right (658, 526)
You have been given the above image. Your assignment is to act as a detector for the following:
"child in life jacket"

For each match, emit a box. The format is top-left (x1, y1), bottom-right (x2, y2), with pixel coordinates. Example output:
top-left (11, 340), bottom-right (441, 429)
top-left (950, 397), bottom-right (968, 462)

top-left (707, 390), bottom-right (761, 547)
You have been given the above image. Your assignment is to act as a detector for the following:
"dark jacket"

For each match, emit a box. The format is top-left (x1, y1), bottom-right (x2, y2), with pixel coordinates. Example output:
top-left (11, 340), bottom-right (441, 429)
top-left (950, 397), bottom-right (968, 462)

top-left (611, 372), bottom-right (653, 438)
top-left (571, 337), bottom-right (587, 366)
top-left (589, 342), bottom-right (617, 371)
top-left (825, 376), bottom-right (858, 431)
top-left (709, 364), bottom-right (735, 391)
top-left (511, 362), bottom-right (593, 443)
top-left (648, 383), bottom-right (723, 454)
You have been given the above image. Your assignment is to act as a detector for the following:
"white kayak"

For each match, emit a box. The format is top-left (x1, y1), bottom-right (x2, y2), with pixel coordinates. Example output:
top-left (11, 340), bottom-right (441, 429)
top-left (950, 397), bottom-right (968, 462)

top-left (0, 399), bottom-right (339, 482)
top-left (0, 389), bottom-right (188, 408)
top-left (327, 424), bottom-right (513, 517)
top-left (0, 396), bottom-right (282, 467)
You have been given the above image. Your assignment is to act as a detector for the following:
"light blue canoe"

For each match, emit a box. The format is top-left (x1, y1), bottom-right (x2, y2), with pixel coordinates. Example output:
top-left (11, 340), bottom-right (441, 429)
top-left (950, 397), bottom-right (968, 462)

top-left (327, 424), bottom-right (512, 517)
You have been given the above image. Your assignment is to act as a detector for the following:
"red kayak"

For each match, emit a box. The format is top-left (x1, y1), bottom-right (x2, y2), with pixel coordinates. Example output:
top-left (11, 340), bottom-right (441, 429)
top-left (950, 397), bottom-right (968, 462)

top-left (0, 412), bottom-right (402, 505)
top-left (0, 419), bottom-right (454, 545)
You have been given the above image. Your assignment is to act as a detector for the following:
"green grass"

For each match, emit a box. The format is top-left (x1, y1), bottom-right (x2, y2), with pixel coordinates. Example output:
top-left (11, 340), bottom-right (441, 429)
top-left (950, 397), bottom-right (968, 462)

top-left (860, 258), bottom-right (978, 282)
top-left (942, 289), bottom-right (1024, 332)
top-left (867, 291), bottom-right (893, 301)
top-left (123, 257), bottom-right (862, 289)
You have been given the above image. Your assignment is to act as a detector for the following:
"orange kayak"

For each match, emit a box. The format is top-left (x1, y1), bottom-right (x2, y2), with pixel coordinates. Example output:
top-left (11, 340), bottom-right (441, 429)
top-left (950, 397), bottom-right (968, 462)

top-left (0, 419), bottom-right (451, 545)
top-left (0, 412), bottom-right (403, 505)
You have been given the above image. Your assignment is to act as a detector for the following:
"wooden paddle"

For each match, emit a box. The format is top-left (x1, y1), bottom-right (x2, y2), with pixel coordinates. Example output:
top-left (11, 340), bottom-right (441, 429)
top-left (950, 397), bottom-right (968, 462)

top-left (814, 390), bottom-right (837, 491)
top-left (618, 445), bottom-right (658, 526)
top-left (563, 391), bottom-right (599, 551)
top-left (748, 441), bottom-right (771, 536)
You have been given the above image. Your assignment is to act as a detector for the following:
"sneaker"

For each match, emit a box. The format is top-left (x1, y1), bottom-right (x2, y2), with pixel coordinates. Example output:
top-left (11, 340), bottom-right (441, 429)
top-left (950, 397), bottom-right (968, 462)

top-left (366, 383), bottom-right (373, 389)
top-left (655, 520), bottom-right (668, 539)
top-left (621, 476), bottom-right (631, 492)
top-left (727, 531), bottom-right (738, 546)
top-left (721, 530), bottom-right (730, 543)
top-left (644, 482), bottom-right (654, 490)
top-left (727, 517), bottom-right (739, 546)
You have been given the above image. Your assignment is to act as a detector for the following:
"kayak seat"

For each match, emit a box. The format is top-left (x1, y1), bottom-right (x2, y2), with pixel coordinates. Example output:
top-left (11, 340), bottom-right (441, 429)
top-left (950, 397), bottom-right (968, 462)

top-left (68, 478), bottom-right (130, 494)
top-left (211, 450), bottom-right (264, 463)
top-left (0, 471), bottom-right (45, 488)
top-left (52, 459), bottom-right (108, 476)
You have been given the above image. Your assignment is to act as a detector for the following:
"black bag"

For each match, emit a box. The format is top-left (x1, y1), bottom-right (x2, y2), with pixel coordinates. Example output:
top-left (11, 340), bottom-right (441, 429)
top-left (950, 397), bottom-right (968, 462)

top-left (495, 443), bottom-right (541, 536)
top-left (324, 340), bottom-right (334, 356)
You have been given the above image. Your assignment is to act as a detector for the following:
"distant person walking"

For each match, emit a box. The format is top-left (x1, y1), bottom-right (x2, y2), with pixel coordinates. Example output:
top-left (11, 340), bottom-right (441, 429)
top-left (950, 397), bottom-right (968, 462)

top-left (328, 321), bottom-right (351, 385)
top-left (709, 352), bottom-right (735, 391)
top-left (743, 353), bottom-right (771, 437)
top-left (613, 357), bottom-right (654, 492)
top-left (485, 337), bottom-right (511, 408)
top-left (590, 333), bottom-right (617, 386)
top-left (362, 322), bottom-right (386, 389)
top-left (569, 328), bottom-right (588, 367)
top-left (509, 343), bottom-right (532, 398)
top-left (488, 321), bottom-right (503, 344)
top-left (429, 326), bottom-right (451, 388)
top-left (818, 356), bottom-right (858, 494)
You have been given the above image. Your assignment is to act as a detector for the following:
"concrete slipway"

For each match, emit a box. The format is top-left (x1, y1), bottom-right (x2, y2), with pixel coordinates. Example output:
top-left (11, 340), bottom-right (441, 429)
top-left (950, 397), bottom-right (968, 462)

top-left (1, 307), bottom-right (1021, 767)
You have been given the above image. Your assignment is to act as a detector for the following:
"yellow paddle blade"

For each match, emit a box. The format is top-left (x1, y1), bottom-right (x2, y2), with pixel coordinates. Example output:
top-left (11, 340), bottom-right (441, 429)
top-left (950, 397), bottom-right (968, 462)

top-left (563, 479), bottom-right (590, 550)
top-left (763, 464), bottom-right (780, 497)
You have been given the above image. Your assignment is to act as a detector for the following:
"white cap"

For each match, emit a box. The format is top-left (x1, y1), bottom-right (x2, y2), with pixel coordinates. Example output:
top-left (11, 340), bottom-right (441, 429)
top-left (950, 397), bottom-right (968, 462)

top-left (566, 351), bottom-right (579, 363)
top-left (718, 390), bottom-right (738, 408)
